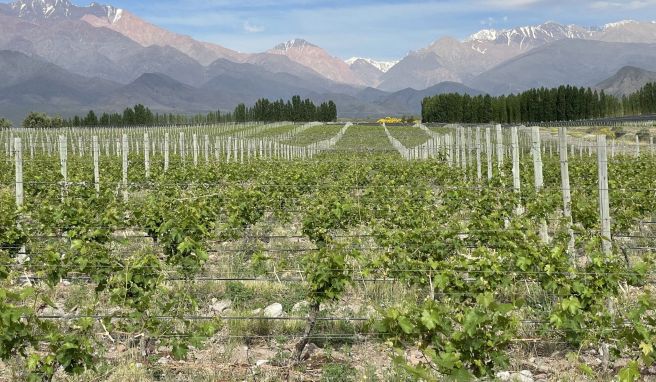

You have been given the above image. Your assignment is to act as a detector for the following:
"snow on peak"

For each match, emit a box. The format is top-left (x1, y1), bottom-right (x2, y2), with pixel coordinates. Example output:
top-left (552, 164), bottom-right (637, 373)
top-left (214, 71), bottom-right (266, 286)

top-left (465, 21), bottom-right (596, 45)
top-left (89, 2), bottom-right (123, 23)
top-left (11, 0), bottom-right (73, 18)
top-left (272, 39), bottom-right (316, 51)
top-left (9, 0), bottom-right (123, 22)
top-left (603, 20), bottom-right (638, 29)
top-left (468, 29), bottom-right (498, 42)
top-left (345, 57), bottom-right (398, 73)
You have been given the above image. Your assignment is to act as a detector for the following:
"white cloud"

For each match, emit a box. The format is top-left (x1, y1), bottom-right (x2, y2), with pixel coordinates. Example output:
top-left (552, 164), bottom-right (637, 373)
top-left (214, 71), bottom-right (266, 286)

top-left (243, 21), bottom-right (264, 33)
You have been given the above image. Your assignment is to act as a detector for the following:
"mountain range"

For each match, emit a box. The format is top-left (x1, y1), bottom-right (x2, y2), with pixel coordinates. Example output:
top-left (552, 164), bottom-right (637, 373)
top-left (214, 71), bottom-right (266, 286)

top-left (0, 0), bottom-right (656, 123)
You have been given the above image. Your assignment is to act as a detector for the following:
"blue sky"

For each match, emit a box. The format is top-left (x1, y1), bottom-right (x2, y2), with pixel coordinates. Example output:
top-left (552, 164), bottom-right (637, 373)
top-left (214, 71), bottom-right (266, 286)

top-left (100, 0), bottom-right (656, 61)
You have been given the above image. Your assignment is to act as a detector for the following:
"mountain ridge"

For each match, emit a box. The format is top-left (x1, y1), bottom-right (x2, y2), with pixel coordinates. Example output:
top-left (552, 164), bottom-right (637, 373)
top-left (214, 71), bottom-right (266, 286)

top-left (596, 66), bottom-right (656, 96)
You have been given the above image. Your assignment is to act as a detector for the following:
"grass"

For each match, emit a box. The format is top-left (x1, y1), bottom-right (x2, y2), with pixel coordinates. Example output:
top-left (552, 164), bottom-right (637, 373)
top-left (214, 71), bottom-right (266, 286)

top-left (247, 124), bottom-right (297, 139)
top-left (386, 125), bottom-right (431, 148)
top-left (283, 124), bottom-right (346, 146)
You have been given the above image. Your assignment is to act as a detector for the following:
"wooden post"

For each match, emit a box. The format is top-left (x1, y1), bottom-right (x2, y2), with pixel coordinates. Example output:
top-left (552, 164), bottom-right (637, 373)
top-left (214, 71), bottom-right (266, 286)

top-left (93, 136), bottom-right (100, 192)
top-left (14, 138), bottom-right (23, 207)
top-left (144, 133), bottom-right (150, 179)
top-left (597, 135), bottom-right (611, 254)
top-left (559, 127), bottom-right (575, 259)
top-left (122, 134), bottom-right (128, 201)
top-left (635, 135), bottom-right (640, 157)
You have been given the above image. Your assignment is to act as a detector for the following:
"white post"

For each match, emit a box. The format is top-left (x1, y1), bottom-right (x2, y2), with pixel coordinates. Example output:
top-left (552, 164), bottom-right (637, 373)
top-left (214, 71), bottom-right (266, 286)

top-left (495, 124), bottom-right (503, 171)
top-left (532, 127), bottom-right (548, 243)
top-left (559, 127), bottom-right (575, 259)
top-left (29, 134), bottom-right (34, 159)
top-left (59, 135), bottom-right (68, 185)
top-left (460, 128), bottom-right (467, 170)
top-left (144, 133), bottom-right (150, 179)
top-left (179, 132), bottom-right (185, 164)
top-left (193, 133), bottom-right (198, 166)
top-left (486, 128), bottom-right (492, 180)
top-left (164, 133), bottom-right (170, 172)
top-left (204, 135), bottom-right (209, 164)
top-left (14, 138), bottom-right (23, 207)
top-left (611, 139), bottom-right (616, 159)
top-left (122, 134), bottom-right (128, 201)
top-left (93, 136), bottom-right (100, 193)
top-left (597, 135), bottom-right (611, 255)
top-left (475, 127), bottom-right (482, 181)
top-left (511, 126), bottom-right (520, 193)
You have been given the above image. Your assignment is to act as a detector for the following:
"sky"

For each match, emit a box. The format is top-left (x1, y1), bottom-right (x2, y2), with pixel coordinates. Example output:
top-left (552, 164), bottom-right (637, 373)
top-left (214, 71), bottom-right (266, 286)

top-left (99, 0), bottom-right (656, 61)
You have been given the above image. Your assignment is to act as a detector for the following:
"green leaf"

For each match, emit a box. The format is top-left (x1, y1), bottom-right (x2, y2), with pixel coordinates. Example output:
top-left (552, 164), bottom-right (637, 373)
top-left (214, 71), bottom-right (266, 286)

top-left (398, 316), bottom-right (415, 334)
top-left (421, 309), bottom-right (439, 330)
top-left (618, 361), bottom-right (640, 382)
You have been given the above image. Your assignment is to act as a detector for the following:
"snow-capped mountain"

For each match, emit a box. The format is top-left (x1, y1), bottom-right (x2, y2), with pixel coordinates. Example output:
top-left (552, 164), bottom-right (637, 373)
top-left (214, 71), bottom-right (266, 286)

top-left (0, 0), bottom-right (243, 65)
top-left (0, 0), bottom-right (123, 23)
top-left (466, 22), bottom-right (594, 49)
top-left (379, 20), bottom-right (656, 92)
top-left (271, 39), bottom-right (317, 52)
top-left (268, 39), bottom-right (364, 85)
top-left (9, 0), bottom-right (75, 19)
top-left (345, 58), bottom-right (398, 73)
top-left (1, 1), bottom-right (656, 119)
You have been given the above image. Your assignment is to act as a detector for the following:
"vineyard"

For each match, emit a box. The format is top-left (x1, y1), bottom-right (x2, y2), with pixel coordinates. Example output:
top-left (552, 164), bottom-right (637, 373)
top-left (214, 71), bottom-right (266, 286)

top-left (1, 121), bottom-right (656, 381)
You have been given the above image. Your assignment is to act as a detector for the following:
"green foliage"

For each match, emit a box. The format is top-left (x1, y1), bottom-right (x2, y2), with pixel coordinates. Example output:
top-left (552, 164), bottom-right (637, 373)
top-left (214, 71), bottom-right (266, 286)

top-left (379, 293), bottom-right (517, 379)
top-left (0, 288), bottom-right (36, 359)
top-left (0, 117), bottom-right (12, 129)
top-left (224, 281), bottom-right (255, 307)
top-left (109, 251), bottom-right (163, 312)
top-left (637, 128), bottom-right (651, 142)
top-left (321, 363), bottom-right (357, 382)
top-left (0, 127), bottom-right (655, 381)
top-left (421, 83), bottom-right (656, 123)
top-left (239, 96), bottom-right (337, 123)
top-left (0, 190), bottom-right (27, 258)
top-left (26, 318), bottom-right (97, 381)
top-left (21, 112), bottom-right (63, 129)
top-left (303, 248), bottom-right (355, 304)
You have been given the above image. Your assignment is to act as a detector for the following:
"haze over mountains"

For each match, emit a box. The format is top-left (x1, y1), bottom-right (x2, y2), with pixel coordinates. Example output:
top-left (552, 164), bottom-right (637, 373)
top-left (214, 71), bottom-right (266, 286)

top-left (0, 0), bottom-right (656, 123)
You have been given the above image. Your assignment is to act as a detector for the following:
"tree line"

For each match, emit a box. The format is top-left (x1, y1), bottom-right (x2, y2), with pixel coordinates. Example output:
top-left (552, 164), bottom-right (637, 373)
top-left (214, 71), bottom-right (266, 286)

top-left (64, 104), bottom-right (232, 127)
top-left (234, 96), bottom-right (337, 123)
top-left (422, 83), bottom-right (656, 124)
top-left (622, 82), bottom-right (656, 116)
top-left (5, 95), bottom-right (338, 129)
